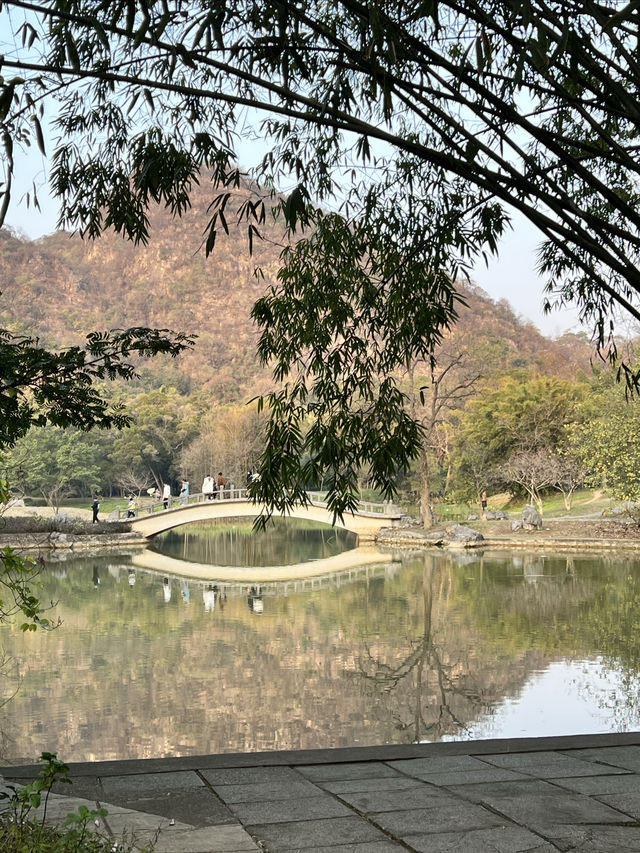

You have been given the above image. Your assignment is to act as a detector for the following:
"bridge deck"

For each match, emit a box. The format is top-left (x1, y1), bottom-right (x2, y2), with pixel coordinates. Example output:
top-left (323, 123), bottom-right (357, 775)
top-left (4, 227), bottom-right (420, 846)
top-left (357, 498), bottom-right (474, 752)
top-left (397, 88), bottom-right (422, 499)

top-left (125, 490), bottom-right (402, 539)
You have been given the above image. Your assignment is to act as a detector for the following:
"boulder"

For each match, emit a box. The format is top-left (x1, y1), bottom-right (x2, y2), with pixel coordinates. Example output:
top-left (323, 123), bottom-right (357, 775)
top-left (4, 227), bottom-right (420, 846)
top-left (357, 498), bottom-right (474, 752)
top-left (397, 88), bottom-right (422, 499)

top-left (396, 515), bottom-right (422, 528)
top-left (467, 514), bottom-right (479, 521)
top-left (522, 505), bottom-right (542, 530)
top-left (50, 531), bottom-right (68, 544)
top-left (445, 524), bottom-right (484, 545)
top-left (486, 510), bottom-right (508, 520)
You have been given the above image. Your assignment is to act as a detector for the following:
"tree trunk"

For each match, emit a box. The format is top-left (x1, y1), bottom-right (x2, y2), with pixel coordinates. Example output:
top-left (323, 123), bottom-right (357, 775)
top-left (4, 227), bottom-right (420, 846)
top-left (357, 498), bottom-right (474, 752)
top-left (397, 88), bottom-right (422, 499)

top-left (532, 490), bottom-right (543, 515)
top-left (420, 448), bottom-right (434, 529)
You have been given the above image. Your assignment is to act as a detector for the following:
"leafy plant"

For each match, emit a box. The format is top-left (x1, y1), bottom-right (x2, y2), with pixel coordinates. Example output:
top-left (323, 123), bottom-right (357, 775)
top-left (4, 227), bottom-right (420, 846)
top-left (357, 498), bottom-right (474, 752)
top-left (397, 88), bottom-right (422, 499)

top-left (0, 753), bottom-right (152, 853)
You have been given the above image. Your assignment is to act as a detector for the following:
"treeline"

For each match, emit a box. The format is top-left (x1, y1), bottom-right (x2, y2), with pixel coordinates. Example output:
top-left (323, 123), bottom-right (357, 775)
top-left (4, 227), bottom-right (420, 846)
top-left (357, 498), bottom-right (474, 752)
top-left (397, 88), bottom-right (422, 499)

top-left (3, 387), bottom-right (267, 509)
top-left (4, 338), bottom-right (640, 519)
top-left (399, 345), bottom-right (640, 523)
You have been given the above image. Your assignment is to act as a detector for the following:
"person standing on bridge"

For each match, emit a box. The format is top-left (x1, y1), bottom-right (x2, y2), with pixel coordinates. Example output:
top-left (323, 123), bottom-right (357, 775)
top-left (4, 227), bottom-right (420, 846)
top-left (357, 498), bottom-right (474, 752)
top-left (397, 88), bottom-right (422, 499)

top-left (217, 472), bottom-right (228, 497)
top-left (180, 480), bottom-right (190, 505)
top-left (202, 475), bottom-right (214, 500)
top-left (162, 482), bottom-right (171, 509)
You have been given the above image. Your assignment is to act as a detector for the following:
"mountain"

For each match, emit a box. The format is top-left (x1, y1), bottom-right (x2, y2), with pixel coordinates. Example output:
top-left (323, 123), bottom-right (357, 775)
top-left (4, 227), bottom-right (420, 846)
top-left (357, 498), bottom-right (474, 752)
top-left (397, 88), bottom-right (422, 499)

top-left (0, 179), bottom-right (592, 401)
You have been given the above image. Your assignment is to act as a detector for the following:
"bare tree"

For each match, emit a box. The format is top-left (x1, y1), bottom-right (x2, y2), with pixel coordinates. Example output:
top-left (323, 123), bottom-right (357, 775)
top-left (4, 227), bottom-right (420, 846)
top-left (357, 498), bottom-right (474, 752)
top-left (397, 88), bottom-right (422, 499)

top-left (409, 337), bottom-right (482, 528)
top-left (115, 468), bottom-right (154, 498)
top-left (502, 450), bottom-right (559, 514)
top-left (551, 456), bottom-right (585, 512)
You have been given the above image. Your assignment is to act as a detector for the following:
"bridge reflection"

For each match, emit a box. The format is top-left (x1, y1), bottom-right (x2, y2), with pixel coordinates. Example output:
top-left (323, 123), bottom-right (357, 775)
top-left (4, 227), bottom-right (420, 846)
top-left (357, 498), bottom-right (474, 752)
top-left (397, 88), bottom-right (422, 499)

top-left (130, 544), bottom-right (399, 584)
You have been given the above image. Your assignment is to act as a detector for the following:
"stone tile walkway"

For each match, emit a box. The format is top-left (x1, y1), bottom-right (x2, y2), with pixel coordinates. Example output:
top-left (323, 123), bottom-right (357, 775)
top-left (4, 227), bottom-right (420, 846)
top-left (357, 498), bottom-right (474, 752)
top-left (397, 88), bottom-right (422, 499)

top-left (3, 732), bottom-right (640, 852)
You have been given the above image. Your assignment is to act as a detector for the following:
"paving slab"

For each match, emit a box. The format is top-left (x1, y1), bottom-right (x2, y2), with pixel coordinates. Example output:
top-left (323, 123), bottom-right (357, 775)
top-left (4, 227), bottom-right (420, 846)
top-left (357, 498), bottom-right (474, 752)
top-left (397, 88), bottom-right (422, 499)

top-left (100, 770), bottom-right (205, 793)
top-left (596, 790), bottom-right (640, 819)
top-left (318, 776), bottom-right (425, 794)
top-left (565, 745), bottom-right (640, 772)
top-left (333, 784), bottom-right (460, 813)
top-left (296, 762), bottom-right (401, 782)
top-left (103, 787), bottom-right (237, 826)
top-left (542, 823), bottom-right (640, 852)
top-left (298, 844), bottom-right (406, 853)
top-left (103, 810), bottom-right (174, 834)
top-left (478, 789), bottom-right (635, 832)
top-left (227, 794), bottom-right (354, 825)
top-left (387, 755), bottom-right (499, 775)
top-left (26, 794), bottom-right (104, 825)
top-left (369, 803), bottom-right (504, 837)
top-left (444, 778), bottom-right (559, 804)
top-left (208, 777), bottom-right (321, 803)
top-left (391, 767), bottom-right (531, 786)
top-left (51, 776), bottom-right (102, 799)
top-left (480, 750), bottom-right (629, 778)
top-left (200, 766), bottom-right (306, 786)
top-left (407, 826), bottom-right (557, 853)
top-left (245, 816), bottom-right (388, 851)
top-left (551, 772), bottom-right (640, 795)
top-left (144, 824), bottom-right (260, 853)
top-left (103, 808), bottom-right (259, 852)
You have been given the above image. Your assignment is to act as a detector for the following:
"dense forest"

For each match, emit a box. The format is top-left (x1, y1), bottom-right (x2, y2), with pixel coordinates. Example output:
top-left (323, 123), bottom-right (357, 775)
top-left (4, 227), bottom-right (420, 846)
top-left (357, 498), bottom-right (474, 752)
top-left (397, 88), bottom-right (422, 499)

top-left (2, 180), bottom-right (632, 514)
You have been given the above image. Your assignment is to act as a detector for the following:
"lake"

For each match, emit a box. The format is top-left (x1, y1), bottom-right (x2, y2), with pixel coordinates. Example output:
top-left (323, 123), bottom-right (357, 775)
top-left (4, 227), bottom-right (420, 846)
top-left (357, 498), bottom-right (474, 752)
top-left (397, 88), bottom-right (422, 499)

top-left (1, 519), bottom-right (640, 763)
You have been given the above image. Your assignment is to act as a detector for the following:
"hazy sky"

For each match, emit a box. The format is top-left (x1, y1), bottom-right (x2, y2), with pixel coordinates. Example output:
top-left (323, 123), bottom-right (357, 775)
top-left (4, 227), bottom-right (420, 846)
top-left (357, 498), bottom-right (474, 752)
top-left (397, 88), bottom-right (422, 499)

top-left (4, 145), bottom-right (582, 339)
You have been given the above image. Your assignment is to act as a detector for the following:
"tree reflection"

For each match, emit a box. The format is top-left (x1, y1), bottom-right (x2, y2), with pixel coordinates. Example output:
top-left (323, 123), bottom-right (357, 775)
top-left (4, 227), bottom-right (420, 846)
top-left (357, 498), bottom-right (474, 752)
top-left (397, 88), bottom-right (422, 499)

top-left (358, 554), bottom-right (486, 741)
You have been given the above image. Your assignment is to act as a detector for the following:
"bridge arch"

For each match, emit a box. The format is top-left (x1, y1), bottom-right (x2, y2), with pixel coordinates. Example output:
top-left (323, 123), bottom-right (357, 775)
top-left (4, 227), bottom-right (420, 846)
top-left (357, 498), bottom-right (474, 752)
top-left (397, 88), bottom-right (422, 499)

top-left (128, 495), bottom-right (401, 541)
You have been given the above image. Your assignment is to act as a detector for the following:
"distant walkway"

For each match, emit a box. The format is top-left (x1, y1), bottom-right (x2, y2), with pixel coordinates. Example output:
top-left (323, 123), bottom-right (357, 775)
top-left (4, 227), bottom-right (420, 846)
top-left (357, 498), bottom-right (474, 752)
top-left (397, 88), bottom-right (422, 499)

top-left (125, 490), bottom-right (403, 540)
top-left (4, 732), bottom-right (640, 851)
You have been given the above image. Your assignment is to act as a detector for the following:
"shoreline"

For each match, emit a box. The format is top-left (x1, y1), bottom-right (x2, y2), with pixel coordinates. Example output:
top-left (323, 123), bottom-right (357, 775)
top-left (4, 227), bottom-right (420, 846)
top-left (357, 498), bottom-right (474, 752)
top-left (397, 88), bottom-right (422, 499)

top-left (2, 505), bottom-right (640, 553)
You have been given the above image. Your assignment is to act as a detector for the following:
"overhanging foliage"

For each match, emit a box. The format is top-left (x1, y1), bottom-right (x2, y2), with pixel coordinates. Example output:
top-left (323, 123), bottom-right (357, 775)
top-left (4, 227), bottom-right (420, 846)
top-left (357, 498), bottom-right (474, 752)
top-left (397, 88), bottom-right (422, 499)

top-left (3, 0), bottom-right (640, 515)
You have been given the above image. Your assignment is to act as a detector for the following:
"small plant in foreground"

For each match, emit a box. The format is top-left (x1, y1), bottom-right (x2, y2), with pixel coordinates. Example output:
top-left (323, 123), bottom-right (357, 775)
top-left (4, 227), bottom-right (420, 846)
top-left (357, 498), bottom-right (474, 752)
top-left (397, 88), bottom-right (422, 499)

top-left (0, 753), bottom-right (153, 852)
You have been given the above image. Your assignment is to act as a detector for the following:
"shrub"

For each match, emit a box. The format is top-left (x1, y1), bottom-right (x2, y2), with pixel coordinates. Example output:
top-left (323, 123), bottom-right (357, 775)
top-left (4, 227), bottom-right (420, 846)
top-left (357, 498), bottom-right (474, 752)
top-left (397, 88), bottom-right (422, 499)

top-left (0, 517), bottom-right (132, 535)
top-left (0, 753), bottom-right (153, 853)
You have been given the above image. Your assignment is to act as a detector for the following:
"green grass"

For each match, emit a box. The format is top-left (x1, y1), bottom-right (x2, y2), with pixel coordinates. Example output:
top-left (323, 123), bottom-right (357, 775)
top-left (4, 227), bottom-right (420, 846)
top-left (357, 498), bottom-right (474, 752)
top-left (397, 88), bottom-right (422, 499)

top-left (401, 489), bottom-right (615, 526)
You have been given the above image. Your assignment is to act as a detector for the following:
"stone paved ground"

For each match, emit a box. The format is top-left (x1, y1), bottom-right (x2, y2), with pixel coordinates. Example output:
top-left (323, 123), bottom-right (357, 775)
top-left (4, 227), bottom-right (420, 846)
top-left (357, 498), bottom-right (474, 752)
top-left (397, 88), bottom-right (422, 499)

top-left (3, 733), bottom-right (640, 852)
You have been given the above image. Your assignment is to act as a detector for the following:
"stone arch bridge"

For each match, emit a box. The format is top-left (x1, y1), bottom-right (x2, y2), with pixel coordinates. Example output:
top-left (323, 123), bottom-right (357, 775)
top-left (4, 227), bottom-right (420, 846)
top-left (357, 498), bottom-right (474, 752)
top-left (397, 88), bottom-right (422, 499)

top-left (126, 490), bottom-right (402, 541)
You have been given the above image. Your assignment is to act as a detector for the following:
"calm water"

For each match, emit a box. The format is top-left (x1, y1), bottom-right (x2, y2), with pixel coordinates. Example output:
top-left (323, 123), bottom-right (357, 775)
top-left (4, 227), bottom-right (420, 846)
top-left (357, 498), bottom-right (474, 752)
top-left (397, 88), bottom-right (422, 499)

top-left (149, 517), bottom-right (358, 566)
top-left (2, 522), bottom-right (640, 763)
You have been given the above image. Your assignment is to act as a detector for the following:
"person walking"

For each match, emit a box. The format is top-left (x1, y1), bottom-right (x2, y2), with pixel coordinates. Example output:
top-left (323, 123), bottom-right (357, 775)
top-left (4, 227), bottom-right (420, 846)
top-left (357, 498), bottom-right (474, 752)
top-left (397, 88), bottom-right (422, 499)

top-left (91, 497), bottom-right (100, 523)
top-left (126, 496), bottom-right (137, 518)
top-left (162, 482), bottom-right (171, 509)
top-left (180, 479), bottom-right (190, 505)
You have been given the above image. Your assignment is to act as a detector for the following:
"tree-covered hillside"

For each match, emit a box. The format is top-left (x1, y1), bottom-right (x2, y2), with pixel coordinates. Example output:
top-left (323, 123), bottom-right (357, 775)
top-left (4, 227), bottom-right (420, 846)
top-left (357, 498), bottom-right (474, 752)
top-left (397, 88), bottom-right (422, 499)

top-left (1, 180), bottom-right (590, 404)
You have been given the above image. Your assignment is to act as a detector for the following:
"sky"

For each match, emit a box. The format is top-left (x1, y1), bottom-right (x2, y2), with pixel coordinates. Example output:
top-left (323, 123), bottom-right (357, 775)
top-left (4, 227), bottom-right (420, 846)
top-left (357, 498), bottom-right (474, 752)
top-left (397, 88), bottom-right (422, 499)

top-left (4, 143), bottom-right (583, 340)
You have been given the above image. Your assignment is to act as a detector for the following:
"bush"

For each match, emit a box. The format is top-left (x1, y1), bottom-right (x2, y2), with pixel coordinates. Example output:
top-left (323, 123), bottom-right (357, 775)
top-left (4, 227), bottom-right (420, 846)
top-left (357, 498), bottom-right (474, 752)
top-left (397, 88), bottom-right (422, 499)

top-left (0, 517), bottom-right (132, 535)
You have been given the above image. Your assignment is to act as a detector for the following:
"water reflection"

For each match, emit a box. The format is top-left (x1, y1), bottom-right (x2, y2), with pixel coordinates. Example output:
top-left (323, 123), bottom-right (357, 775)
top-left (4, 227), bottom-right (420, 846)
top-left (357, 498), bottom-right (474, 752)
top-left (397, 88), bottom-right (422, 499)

top-left (2, 547), bottom-right (640, 763)
top-left (150, 517), bottom-right (358, 567)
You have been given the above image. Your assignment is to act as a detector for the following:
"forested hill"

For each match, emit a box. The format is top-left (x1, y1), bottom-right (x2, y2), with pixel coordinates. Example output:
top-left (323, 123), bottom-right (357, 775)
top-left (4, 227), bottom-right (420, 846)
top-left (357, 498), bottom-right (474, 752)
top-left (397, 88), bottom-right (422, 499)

top-left (0, 180), bottom-right (592, 400)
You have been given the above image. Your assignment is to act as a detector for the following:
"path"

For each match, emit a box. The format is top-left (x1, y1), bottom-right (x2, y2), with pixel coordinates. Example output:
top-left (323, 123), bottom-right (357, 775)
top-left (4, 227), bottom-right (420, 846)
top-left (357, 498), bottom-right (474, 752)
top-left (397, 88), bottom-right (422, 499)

top-left (3, 732), bottom-right (640, 851)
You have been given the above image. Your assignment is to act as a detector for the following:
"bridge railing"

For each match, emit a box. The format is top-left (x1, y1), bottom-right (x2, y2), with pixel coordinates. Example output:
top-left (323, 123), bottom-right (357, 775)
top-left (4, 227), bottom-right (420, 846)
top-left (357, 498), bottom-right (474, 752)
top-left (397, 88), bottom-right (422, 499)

top-left (116, 489), bottom-right (399, 519)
